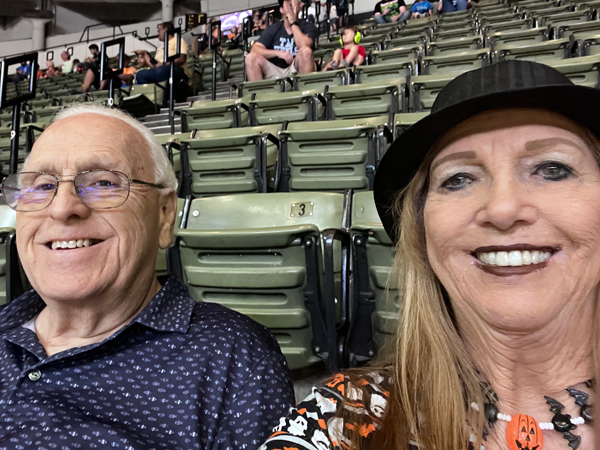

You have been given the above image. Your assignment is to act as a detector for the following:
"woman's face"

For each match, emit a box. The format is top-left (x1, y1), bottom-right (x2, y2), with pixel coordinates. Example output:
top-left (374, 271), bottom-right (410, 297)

top-left (424, 109), bottom-right (600, 331)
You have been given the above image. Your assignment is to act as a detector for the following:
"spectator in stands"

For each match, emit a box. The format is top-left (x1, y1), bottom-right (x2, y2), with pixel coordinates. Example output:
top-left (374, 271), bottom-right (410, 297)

top-left (11, 62), bottom-right (31, 82)
top-left (251, 10), bottom-right (267, 35)
top-left (333, 0), bottom-right (348, 31)
top-left (72, 59), bottom-right (83, 73)
top-left (117, 54), bottom-right (137, 87)
top-left (190, 33), bottom-right (211, 56)
top-left (82, 44), bottom-right (105, 92)
top-left (437, 0), bottom-right (467, 14)
top-left (0, 104), bottom-right (294, 448)
top-left (246, 0), bottom-right (317, 81)
top-left (411, 0), bottom-right (433, 17)
top-left (373, 0), bottom-right (411, 25)
top-left (323, 25), bottom-right (365, 70)
top-left (135, 22), bottom-right (191, 85)
top-left (260, 60), bottom-right (600, 450)
top-left (44, 60), bottom-right (60, 78)
top-left (59, 50), bottom-right (74, 74)
top-left (227, 25), bottom-right (240, 40)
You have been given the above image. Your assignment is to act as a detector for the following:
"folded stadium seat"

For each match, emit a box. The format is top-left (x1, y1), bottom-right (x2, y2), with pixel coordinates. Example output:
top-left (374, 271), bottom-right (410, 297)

top-left (527, 4), bottom-right (576, 17)
top-left (249, 89), bottom-right (324, 125)
top-left (402, 16), bottom-right (437, 30)
top-left (410, 73), bottom-right (457, 111)
top-left (346, 190), bottom-right (397, 364)
top-left (394, 22), bottom-right (435, 37)
top-left (196, 53), bottom-right (227, 86)
top-left (434, 18), bottom-right (479, 33)
top-left (479, 12), bottom-right (524, 25)
top-left (26, 98), bottom-right (61, 109)
top-left (383, 32), bottom-right (429, 49)
top-left (155, 198), bottom-right (186, 277)
top-left (427, 36), bottom-right (485, 56)
top-left (577, 32), bottom-right (600, 55)
top-left (483, 18), bottom-right (536, 33)
top-left (174, 192), bottom-right (348, 371)
top-left (437, 9), bottom-right (475, 21)
top-left (512, 0), bottom-right (557, 8)
top-left (538, 10), bottom-right (595, 29)
top-left (222, 47), bottom-right (245, 77)
top-left (119, 83), bottom-right (165, 118)
top-left (485, 27), bottom-right (550, 47)
top-left (31, 106), bottom-right (63, 127)
top-left (180, 98), bottom-right (250, 131)
top-left (326, 80), bottom-right (407, 119)
top-left (292, 69), bottom-right (349, 91)
top-left (430, 27), bottom-right (479, 41)
top-left (394, 112), bottom-right (430, 137)
top-left (544, 54), bottom-right (600, 87)
top-left (354, 60), bottom-right (416, 83)
top-left (277, 116), bottom-right (390, 192)
top-left (371, 45), bottom-right (424, 63)
top-left (492, 37), bottom-right (574, 63)
top-left (421, 48), bottom-right (491, 75)
top-left (557, 20), bottom-right (600, 39)
top-left (477, 6), bottom-right (517, 16)
top-left (237, 78), bottom-right (291, 97)
top-left (177, 124), bottom-right (281, 198)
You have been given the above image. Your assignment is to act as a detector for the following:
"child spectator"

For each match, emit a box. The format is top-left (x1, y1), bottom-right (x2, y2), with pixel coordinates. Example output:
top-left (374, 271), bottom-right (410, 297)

top-left (44, 61), bottom-right (60, 78)
top-left (411, 0), bottom-right (433, 17)
top-left (323, 25), bottom-right (365, 71)
top-left (117, 54), bottom-right (137, 88)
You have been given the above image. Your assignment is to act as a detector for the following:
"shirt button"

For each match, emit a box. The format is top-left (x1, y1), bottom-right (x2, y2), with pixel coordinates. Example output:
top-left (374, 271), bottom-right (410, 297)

top-left (28, 370), bottom-right (41, 381)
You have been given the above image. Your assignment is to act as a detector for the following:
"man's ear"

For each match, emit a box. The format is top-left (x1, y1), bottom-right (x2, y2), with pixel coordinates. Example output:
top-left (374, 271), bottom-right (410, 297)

top-left (158, 190), bottom-right (178, 249)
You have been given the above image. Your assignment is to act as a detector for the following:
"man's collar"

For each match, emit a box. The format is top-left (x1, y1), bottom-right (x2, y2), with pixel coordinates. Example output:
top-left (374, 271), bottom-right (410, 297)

top-left (0, 276), bottom-right (195, 335)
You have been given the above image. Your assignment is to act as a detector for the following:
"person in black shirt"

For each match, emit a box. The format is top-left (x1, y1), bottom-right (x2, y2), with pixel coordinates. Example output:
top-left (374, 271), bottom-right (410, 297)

top-left (246, 0), bottom-right (317, 80)
top-left (373, 0), bottom-right (411, 24)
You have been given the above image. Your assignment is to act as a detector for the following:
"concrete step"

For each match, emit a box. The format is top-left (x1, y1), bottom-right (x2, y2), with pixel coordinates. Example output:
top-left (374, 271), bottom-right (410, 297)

top-left (143, 118), bottom-right (181, 127)
top-left (149, 124), bottom-right (182, 134)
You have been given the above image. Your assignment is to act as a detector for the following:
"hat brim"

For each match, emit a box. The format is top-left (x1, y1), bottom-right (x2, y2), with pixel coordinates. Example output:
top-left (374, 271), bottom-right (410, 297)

top-left (374, 83), bottom-right (600, 243)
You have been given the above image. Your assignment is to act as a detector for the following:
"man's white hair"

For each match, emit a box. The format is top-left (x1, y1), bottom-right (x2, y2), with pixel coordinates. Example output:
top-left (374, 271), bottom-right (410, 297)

top-left (50, 104), bottom-right (178, 192)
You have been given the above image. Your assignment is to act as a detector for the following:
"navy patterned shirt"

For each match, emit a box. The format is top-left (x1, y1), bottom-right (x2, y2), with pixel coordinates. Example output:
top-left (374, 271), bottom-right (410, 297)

top-left (0, 276), bottom-right (295, 449)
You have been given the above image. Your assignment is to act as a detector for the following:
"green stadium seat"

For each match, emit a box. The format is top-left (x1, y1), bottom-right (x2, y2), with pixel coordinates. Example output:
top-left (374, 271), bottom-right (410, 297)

top-left (410, 73), bottom-right (456, 111)
top-left (540, 10), bottom-right (595, 28)
top-left (181, 98), bottom-right (250, 131)
top-left (354, 60), bottom-right (416, 84)
top-left (119, 83), bottom-right (164, 117)
top-left (383, 32), bottom-right (429, 49)
top-left (477, 6), bottom-right (517, 16)
top-left (527, 4), bottom-right (575, 17)
top-left (485, 27), bottom-right (549, 47)
top-left (346, 191), bottom-right (397, 362)
top-left (326, 80), bottom-right (406, 119)
top-left (222, 47), bottom-right (245, 77)
top-left (174, 192), bottom-right (348, 370)
top-left (292, 69), bottom-right (349, 91)
top-left (278, 117), bottom-right (389, 192)
top-left (438, 10), bottom-right (475, 21)
top-left (483, 18), bottom-right (536, 33)
top-left (178, 124), bottom-right (280, 197)
top-left (394, 112), bottom-right (429, 137)
top-left (435, 18), bottom-right (479, 33)
top-left (430, 27), bottom-right (479, 41)
top-left (492, 37), bottom-right (573, 63)
top-left (314, 48), bottom-right (334, 68)
top-left (558, 21), bottom-right (600, 39)
top-left (579, 33), bottom-right (600, 55)
top-left (427, 36), bottom-right (485, 56)
top-left (238, 78), bottom-right (291, 96)
top-left (479, 12), bottom-right (524, 25)
top-left (545, 54), bottom-right (600, 87)
top-left (421, 48), bottom-right (490, 75)
top-left (372, 45), bottom-right (424, 63)
top-left (249, 89), bottom-right (324, 125)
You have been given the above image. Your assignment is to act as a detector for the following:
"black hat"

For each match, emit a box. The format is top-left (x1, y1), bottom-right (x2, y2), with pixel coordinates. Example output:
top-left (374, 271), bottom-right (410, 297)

top-left (374, 60), bottom-right (600, 243)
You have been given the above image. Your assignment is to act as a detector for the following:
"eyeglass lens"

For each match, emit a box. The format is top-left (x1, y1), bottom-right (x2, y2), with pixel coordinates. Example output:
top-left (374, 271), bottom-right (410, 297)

top-left (2, 170), bottom-right (131, 212)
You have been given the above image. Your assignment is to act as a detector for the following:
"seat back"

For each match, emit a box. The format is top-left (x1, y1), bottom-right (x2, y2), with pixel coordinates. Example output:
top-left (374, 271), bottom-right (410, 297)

top-left (427, 36), bottom-right (485, 56)
top-left (175, 192), bottom-right (346, 370)
top-left (250, 90), bottom-right (321, 125)
top-left (179, 124), bottom-right (280, 197)
top-left (326, 81), bottom-right (405, 119)
top-left (485, 27), bottom-right (549, 47)
top-left (493, 37), bottom-right (573, 63)
top-left (371, 45), bottom-right (424, 64)
top-left (546, 54), bottom-right (600, 87)
top-left (411, 73), bottom-right (457, 111)
top-left (347, 191), bottom-right (397, 363)
top-left (238, 78), bottom-right (290, 97)
top-left (279, 118), bottom-right (385, 192)
top-left (355, 61), bottom-right (415, 83)
top-left (183, 98), bottom-right (249, 131)
top-left (292, 69), bottom-right (348, 91)
top-left (394, 112), bottom-right (429, 137)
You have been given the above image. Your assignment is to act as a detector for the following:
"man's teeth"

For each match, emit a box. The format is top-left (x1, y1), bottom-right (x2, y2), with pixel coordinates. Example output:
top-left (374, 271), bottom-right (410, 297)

top-left (476, 250), bottom-right (552, 267)
top-left (51, 239), bottom-right (92, 250)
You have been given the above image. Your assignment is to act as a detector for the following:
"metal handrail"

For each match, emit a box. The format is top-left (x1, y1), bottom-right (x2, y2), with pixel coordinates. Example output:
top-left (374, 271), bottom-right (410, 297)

top-left (80, 23), bottom-right (125, 43)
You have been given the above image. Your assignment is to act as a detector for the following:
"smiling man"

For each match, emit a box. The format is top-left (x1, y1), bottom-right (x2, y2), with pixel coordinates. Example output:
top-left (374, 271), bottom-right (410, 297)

top-left (0, 105), bottom-right (294, 449)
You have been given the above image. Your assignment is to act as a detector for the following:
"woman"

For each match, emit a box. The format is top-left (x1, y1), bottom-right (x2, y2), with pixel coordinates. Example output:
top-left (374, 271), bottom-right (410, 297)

top-left (260, 60), bottom-right (600, 450)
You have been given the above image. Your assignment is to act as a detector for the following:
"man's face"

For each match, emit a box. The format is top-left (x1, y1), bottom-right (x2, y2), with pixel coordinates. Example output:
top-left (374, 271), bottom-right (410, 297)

top-left (90, 47), bottom-right (99, 57)
top-left (157, 25), bottom-right (166, 42)
top-left (17, 113), bottom-right (176, 304)
top-left (61, 51), bottom-right (69, 62)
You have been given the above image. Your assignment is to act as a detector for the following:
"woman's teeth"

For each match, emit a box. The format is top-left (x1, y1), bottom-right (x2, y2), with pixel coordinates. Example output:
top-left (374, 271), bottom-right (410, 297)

top-left (476, 250), bottom-right (552, 267)
top-left (51, 239), bottom-right (93, 250)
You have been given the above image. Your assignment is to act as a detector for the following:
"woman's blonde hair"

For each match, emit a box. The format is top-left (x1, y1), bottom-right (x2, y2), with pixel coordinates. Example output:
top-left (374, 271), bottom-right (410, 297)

top-left (338, 113), bottom-right (600, 450)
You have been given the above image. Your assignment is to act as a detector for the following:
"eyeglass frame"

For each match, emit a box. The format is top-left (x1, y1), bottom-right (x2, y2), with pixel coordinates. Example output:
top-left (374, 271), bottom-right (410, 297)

top-left (1, 169), bottom-right (165, 212)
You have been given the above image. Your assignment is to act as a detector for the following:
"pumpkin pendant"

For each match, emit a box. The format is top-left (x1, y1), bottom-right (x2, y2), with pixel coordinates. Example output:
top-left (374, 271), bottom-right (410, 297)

top-left (506, 415), bottom-right (543, 450)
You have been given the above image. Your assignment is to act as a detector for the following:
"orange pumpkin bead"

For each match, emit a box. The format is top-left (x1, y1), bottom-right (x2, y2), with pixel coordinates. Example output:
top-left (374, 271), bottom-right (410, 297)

top-left (506, 415), bottom-right (544, 450)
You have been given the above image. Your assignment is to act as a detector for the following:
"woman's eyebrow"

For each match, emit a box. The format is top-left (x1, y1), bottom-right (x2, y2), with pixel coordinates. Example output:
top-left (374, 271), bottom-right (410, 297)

top-left (430, 151), bottom-right (477, 173)
top-left (525, 137), bottom-right (585, 152)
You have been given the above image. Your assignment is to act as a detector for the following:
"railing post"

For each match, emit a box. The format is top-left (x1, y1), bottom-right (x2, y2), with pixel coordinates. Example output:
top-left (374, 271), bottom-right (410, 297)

top-left (100, 37), bottom-right (125, 108)
top-left (166, 28), bottom-right (182, 134)
top-left (208, 20), bottom-right (222, 101)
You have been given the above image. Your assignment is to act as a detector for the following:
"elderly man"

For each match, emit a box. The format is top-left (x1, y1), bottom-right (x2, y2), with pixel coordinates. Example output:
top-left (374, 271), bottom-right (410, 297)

top-left (59, 50), bottom-right (74, 74)
top-left (0, 105), bottom-right (294, 448)
top-left (245, 0), bottom-right (317, 81)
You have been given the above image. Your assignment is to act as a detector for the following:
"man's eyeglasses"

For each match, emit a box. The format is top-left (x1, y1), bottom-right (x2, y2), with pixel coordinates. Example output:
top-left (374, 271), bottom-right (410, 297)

top-left (1, 170), bottom-right (164, 212)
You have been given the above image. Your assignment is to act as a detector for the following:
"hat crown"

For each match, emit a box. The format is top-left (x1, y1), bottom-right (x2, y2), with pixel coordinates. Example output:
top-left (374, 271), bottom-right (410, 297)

top-left (431, 60), bottom-right (575, 113)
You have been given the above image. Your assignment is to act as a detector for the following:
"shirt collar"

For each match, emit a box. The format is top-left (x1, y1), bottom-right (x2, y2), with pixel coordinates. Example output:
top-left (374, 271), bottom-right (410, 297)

top-left (0, 276), bottom-right (195, 335)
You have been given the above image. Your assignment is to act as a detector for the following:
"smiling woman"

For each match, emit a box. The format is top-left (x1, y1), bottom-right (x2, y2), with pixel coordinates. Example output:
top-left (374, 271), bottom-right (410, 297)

top-left (260, 60), bottom-right (600, 450)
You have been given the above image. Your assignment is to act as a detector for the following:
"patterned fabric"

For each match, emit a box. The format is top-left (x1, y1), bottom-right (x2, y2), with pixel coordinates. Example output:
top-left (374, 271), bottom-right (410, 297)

top-left (0, 276), bottom-right (295, 449)
top-left (260, 372), bottom-right (391, 450)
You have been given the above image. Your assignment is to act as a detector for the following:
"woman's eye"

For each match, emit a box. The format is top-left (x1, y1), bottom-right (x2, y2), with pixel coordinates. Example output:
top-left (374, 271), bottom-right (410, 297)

top-left (441, 173), bottom-right (473, 191)
top-left (533, 162), bottom-right (573, 181)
